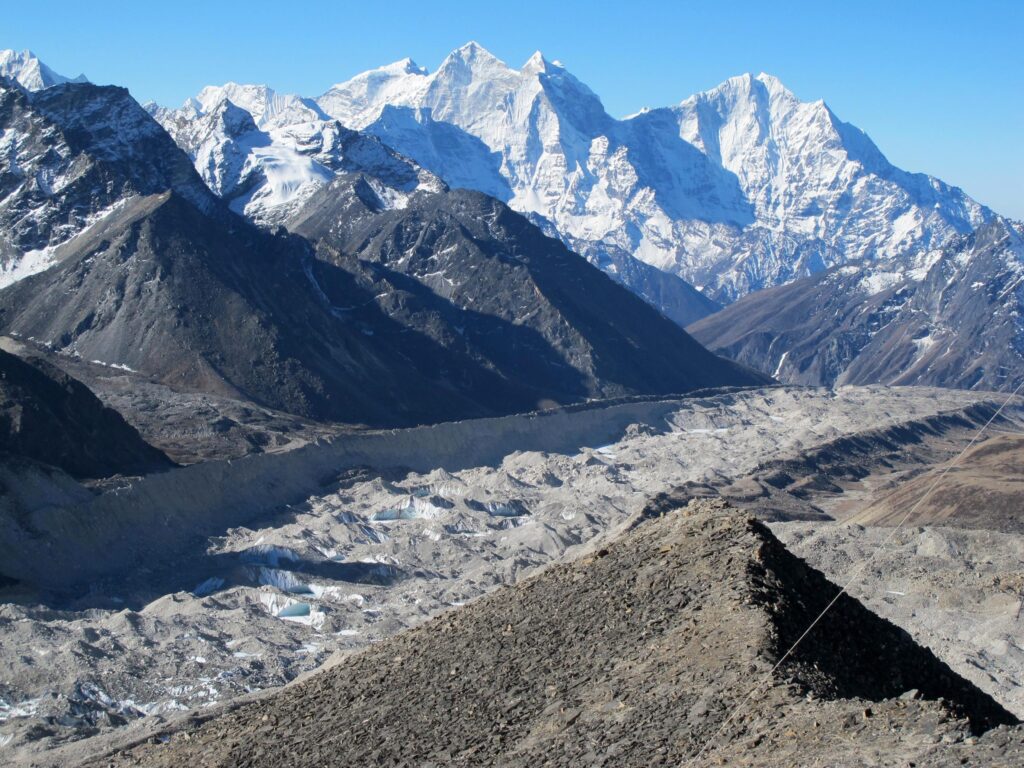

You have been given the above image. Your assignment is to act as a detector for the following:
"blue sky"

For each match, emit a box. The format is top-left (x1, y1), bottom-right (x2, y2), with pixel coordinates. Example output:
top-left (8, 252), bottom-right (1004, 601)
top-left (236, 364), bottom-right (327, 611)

top-left (8, 1), bottom-right (1023, 217)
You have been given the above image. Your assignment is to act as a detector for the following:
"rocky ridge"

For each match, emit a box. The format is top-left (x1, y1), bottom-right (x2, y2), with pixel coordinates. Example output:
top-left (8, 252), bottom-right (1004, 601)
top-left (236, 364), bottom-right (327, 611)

top-left (90, 499), bottom-right (1022, 767)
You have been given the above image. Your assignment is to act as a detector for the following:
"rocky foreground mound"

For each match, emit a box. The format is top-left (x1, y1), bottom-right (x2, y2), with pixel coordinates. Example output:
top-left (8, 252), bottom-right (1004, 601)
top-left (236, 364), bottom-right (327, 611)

top-left (91, 499), bottom-right (1023, 767)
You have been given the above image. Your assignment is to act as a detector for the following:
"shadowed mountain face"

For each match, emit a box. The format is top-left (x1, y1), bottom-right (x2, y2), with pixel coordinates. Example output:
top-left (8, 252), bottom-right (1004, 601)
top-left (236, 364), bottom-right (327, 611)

top-left (0, 78), bottom-right (763, 427)
top-left (94, 500), bottom-right (1021, 768)
top-left (289, 177), bottom-right (767, 409)
top-left (0, 348), bottom-right (171, 478)
top-left (691, 219), bottom-right (1024, 391)
top-left (0, 192), bottom-right (486, 426)
top-left (0, 184), bottom-right (764, 427)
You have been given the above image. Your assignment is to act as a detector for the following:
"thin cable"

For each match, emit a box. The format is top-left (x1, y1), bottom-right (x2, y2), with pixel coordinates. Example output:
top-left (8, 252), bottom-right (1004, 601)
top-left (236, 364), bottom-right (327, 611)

top-left (683, 379), bottom-right (1024, 767)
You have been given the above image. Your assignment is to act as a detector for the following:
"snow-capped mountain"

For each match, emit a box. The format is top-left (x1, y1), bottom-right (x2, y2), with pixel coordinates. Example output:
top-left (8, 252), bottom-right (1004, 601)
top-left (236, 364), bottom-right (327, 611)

top-left (6, 46), bottom-right (1017, 394)
top-left (0, 49), bottom-right (87, 91)
top-left (0, 77), bottom-right (214, 287)
top-left (315, 43), bottom-right (993, 305)
top-left (0, 52), bottom-right (761, 424)
top-left (148, 83), bottom-right (443, 226)
top-left (671, 73), bottom-right (991, 297)
top-left (691, 218), bottom-right (1024, 391)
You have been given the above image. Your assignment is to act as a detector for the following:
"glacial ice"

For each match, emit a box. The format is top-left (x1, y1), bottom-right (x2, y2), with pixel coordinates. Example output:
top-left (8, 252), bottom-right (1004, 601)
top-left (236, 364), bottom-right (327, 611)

top-left (193, 577), bottom-right (226, 596)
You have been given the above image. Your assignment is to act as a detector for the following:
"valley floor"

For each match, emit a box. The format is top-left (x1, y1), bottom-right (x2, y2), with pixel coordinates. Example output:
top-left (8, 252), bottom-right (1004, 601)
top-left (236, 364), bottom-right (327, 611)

top-left (1, 385), bottom-right (1023, 765)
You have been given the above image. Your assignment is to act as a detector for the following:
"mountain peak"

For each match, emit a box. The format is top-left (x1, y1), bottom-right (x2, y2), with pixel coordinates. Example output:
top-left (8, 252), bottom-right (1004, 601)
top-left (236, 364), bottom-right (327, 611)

top-left (440, 41), bottom-right (509, 72)
top-left (754, 71), bottom-right (798, 99)
top-left (0, 48), bottom-right (87, 91)
top-left (696, 72), bottom-right (798, 103)
top-left (455, 40), bottom-right (487, 55)
top-left (522, 50), bottom-right (550, 73)
top-left (195, 81), bottom-right (272, 113)
top-left (387, 56), bottom-right (427, 75)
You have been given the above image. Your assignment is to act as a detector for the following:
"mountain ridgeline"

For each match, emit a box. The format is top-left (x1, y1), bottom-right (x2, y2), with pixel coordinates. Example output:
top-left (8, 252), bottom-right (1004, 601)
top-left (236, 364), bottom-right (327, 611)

top-left (690, 219), bottom-right (1024, 391)
top-left (2, 43), bottom-right (1021, 423)
top-left (142, 42), bottom-right (1019, 391)
top-left (0, 60), bottom-right (765, 434)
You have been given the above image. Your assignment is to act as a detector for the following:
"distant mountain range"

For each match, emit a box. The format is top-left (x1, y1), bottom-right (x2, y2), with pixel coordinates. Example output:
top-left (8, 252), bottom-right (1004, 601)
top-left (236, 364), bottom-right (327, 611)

top-left (314, 44), bottom-right (994, 305)
top-left (1, 45), bottom-right (1021, 401)
top-left (0, 53), bottom-right (763, 434)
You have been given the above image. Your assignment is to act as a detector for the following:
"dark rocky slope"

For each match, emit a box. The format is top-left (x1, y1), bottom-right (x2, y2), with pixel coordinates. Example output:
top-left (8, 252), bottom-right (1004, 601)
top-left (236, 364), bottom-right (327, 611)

top-left (690, 219), bottom-right (1024, 391)
top-left (290, 176), bottom-right (766, 414)
top-left (0, 182), bottom-right (764, 426)
top-left (0, 192), bottom-right (487, 426)
top-left (0, 348), bottom-right (171, 478)
top-left (96, 499), bottom-right (1022, 767)
top-left (1, 78), bottom-right (763, 427)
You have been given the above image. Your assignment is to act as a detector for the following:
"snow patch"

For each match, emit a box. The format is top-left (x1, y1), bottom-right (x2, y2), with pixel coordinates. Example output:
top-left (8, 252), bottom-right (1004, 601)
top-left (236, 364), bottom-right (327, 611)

top-left (772, 351), bottom-right (789, 379)
top-left (0, 248), bottom-right (55, 289)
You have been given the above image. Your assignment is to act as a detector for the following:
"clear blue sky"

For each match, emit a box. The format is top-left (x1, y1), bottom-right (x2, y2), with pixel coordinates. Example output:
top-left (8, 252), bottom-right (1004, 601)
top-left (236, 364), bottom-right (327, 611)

top-left (8, 0), bottom-right (1023, 217)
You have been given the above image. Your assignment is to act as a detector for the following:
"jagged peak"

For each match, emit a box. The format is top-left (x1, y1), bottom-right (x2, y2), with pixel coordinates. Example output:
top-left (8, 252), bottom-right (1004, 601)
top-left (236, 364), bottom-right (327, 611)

top-left (0, 48), bottom-right (87, 91)
top-left (326, 57), bottom-right (427, 92)
top-left (454, 40), bottom-right (488, 57)
top-left (438, 41), bottom-right (511, 74)
top-left (521, 50), bottom-right (550, 73)
top-left (387, 56), bottom-right (427, 76)
top-left (683, 71), bottom-right (800, 106)
top-left (196, 81), bottom-right (273, 107)
top-left (754, 71), bottom-right (784, 89)
top-left (201, 96), bottom-right (260, 134)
